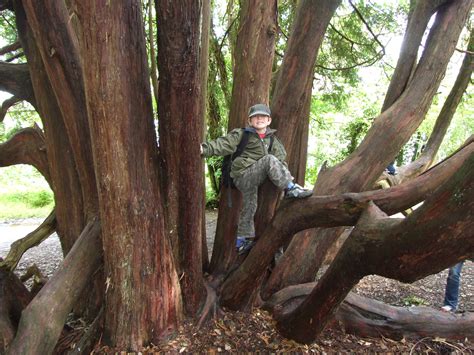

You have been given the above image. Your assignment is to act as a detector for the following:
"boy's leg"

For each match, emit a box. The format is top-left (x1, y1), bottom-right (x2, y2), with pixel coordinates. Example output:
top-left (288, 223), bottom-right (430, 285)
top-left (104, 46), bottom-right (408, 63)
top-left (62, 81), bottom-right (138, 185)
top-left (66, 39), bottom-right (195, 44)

top-left (235, 155), bottom-right (292, 191)
top-left (235, 185), bottom-right (258, 239)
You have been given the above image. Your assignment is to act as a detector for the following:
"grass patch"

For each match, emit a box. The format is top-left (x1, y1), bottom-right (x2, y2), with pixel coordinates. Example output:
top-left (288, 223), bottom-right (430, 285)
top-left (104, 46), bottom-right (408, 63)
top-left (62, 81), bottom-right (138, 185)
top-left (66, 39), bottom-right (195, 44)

top-left (0, 190), bottom-right (54, 220)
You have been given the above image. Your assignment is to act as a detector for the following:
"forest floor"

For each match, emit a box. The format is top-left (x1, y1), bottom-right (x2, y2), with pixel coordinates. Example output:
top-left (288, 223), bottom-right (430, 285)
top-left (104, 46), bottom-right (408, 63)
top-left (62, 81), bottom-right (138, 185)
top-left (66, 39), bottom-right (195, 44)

top-left (1, 211), bottom-right (473, 354)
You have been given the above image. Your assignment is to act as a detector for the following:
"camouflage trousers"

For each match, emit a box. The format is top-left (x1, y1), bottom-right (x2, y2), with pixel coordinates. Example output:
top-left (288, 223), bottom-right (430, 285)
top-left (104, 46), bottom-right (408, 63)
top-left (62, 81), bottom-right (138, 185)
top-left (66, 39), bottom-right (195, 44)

top-left (233, 155), bottom-right (293, 238)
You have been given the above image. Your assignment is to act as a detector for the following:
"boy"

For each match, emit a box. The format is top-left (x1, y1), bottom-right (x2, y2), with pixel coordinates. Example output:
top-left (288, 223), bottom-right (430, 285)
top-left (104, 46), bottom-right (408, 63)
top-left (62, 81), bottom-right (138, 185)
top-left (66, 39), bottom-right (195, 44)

top-left (201, 103), bottom-right (312, 250)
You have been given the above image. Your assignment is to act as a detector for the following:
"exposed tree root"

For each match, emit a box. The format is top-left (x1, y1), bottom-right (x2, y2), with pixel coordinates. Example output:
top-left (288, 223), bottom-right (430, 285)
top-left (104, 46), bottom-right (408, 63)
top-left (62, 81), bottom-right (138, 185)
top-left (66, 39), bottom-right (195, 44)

top-left (0, 209), bottom-right (56, 272)
top-left (197, 282), bottom-right (221, 328)
top-left (263, 283), bottom-right (474, 341)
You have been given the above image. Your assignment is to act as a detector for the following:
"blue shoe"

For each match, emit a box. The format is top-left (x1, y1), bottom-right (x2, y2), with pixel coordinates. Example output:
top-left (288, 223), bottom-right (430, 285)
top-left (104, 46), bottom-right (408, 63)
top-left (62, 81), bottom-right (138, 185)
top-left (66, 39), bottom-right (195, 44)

top-left (236, 237), bottom-right (255, 254)
top-left (236, 237), bottom-right (246, 249)
top-left (285, 183), bottom-right (312, 199)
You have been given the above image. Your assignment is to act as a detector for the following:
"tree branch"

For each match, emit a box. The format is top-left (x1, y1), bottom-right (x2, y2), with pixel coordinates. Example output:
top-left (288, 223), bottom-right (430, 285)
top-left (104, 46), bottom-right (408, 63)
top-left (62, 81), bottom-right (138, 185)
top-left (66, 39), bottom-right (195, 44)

top-left (5, 51), bottom-right (24, 62)
top-left (0, 62), bottom-right (35, 106)
top-left (0, 95), bottom-right (20, 122)
top-left (348, 0), bottom-right (385, 55)
top-left (0, 210), bottom-right (56, 272)
top-left (0, 41), bottom-right (20, 56)
top-left (0, 125), bottom-right (51, 184)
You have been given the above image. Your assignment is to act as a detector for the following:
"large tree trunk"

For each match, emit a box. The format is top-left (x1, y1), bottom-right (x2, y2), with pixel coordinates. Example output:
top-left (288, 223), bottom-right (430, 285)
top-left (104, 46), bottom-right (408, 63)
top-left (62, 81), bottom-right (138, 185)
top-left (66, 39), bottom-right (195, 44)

top-left (254, 0), bottom-right (341, 243)
top-left (13, 0), bottom-right (85, 254)
top-left (208, 0), bottom-right (277, 276)
top-left (21, 0), bottom-right (98, 219)
top-left (382, 0), bottom-right (448, 111)
top-left (77, 1), bottom-right (182, 348)
top-left (155, 0), bottom-right (207, 316)
top-left (266, 0), bottom-right (473, 294)
top-left (391, 29), bottom-right (474, 183)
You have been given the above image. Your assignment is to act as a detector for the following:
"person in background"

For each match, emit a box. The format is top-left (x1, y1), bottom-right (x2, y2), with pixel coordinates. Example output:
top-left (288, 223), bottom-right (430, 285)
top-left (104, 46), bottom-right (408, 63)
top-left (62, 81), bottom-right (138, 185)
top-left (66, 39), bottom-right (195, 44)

top-left (441, 261), bottom-right (464, 312)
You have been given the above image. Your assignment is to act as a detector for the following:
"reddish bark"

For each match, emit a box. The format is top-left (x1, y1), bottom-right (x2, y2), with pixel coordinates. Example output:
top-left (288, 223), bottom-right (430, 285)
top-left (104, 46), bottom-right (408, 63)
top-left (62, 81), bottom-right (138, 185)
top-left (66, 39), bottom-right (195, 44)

top-left (254, 0), bottom-right (341, 241)
top-left (0, 126), bottom-right (50, 185)
top-left (220, 142), bottom-right (473, 309)
top-left (155, 0), bottom-right (207, 315)
top-left (209, 0), bottom-right (277, 275)
top-left (275, 153), bottom-right (474, 343)
top-left (14, 2), bottom-right (85, 254)
top-left (394, 29), bottom-right (474, 182)
top-left (77, 1), bottom-right (182, 348)
top-left (22, 0), bottom-right (98, 218)
top-left (382, 0), bottom-right (448, 111)
top-left (268, 0), bottom-right (473, 293)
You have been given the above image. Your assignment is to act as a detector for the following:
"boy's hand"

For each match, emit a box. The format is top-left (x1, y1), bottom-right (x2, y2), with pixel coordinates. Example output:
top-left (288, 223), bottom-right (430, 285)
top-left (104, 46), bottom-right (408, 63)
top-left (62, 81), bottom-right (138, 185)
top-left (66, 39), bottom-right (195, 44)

top-left (200, 144), bottom-right (203, 155)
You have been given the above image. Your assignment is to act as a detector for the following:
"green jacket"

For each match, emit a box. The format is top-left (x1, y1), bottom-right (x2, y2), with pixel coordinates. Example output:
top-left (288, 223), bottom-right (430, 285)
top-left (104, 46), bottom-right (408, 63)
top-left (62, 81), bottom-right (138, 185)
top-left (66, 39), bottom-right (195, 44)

top-left (202, 127), bottom-right (287, 178)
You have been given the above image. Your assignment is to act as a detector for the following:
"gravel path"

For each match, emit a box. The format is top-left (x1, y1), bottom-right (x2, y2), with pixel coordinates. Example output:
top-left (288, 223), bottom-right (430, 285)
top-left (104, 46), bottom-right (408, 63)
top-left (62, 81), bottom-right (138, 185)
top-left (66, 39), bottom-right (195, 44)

top-left (1, 211), bottom-right (472, 312)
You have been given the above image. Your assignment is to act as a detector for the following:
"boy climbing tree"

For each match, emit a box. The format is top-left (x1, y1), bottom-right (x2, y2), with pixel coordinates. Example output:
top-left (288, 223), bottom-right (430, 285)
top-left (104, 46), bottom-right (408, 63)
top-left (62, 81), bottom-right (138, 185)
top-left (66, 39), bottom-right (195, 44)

top-left (201, 104), bottom-right (312, 252)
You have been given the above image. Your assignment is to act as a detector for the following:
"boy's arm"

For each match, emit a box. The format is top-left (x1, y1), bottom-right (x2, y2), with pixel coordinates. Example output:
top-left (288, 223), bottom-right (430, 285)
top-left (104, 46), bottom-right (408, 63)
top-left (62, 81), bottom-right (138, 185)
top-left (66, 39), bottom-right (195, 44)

top-left (272, 137), bottom-right (288, 164)
top-left (201, 128), bottom-right (242, 157)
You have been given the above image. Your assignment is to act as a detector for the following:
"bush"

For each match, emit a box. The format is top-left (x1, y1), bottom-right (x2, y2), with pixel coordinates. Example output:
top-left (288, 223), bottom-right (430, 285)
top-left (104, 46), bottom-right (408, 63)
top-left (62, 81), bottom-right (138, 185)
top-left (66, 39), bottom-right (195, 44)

top-left (28, 190), bottom-right (54, 208)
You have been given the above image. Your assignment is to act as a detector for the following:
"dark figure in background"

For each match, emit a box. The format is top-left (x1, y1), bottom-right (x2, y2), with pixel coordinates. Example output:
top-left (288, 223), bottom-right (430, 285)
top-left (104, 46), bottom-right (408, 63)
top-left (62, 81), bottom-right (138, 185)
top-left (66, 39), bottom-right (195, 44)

top-left (441, 261), bottom-right (464, 312)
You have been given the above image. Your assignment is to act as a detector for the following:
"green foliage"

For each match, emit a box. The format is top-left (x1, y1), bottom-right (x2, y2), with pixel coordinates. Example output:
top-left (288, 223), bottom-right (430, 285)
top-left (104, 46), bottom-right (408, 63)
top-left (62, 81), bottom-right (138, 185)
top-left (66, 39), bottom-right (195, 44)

top-left (205, 185), bottom-right (219, 209)
top-left (315, 0), bottom-right (407, 111)
top-left (0, 165), bottom-right (53, 219)
top-left (0, 10), bottom-right (17, 45)
top-left (401, 295), bottom-right (429, 307)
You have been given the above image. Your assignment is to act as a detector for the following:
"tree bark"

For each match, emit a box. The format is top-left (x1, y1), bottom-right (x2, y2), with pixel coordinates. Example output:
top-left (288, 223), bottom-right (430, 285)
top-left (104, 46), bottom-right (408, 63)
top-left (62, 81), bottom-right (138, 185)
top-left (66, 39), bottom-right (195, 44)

top-left (0, 269), bottom-right (32, 352)
top-left (267, 0), bottom-right (473, 293)
top-left (275, 151), bottom-right (474, 343)
top-left (264, 284), bottom-right (474, 341)
top-left (220, 141), bottom-right (473, 309)
top-left (77, 1), bottom-right (182, 348)
top-left (209, 0), bottom-right (277, 275)
top-left (7, 219), bottom-right (101, 355)
top-left (155, 0), bottom-right (207, 316)
top-left (22, 0), bottom-right (98, 218)
top-left (253, 0), bottom-right (341, 242)
top-left (13, 1), bottom-right (86, 254)
top-left (382, 0), bottom-right (448, 111)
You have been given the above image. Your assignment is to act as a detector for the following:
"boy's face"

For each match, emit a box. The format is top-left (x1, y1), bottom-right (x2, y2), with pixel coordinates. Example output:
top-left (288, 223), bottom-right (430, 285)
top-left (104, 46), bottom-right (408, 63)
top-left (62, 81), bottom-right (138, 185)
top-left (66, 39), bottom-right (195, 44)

top-left (248, 114), bottom-right (272, 131)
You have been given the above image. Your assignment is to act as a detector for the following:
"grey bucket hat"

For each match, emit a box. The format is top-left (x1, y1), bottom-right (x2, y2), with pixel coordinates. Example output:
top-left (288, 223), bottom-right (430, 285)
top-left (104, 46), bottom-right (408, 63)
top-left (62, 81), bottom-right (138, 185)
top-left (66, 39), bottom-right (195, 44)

top-left (248, 103), bottom-right (271, 118)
